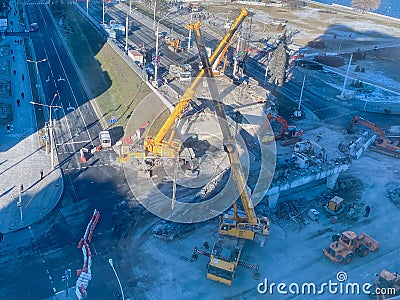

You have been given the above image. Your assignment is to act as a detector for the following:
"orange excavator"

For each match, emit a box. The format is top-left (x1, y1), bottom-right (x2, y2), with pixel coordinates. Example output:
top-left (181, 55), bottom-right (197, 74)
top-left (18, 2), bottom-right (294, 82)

top-left (347, 115), bottom-right (384, 137)
top-left (261, 112), bottom-right (303, 145)
top-left (347, 116), bottom-right (400, 158)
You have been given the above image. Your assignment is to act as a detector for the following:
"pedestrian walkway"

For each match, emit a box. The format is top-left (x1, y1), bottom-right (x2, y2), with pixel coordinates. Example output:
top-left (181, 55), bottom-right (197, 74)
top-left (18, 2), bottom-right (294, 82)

top-left (0, 0), bottom-right (63, 234)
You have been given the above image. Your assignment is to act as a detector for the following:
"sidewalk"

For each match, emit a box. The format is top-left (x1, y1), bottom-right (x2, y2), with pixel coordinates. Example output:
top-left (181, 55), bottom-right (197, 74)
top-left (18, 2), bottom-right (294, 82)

top-left (0, 0), bottom-right (63, 234)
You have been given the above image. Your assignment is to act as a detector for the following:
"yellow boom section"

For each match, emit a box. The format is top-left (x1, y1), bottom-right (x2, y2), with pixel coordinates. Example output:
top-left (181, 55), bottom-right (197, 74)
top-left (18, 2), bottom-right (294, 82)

top-left (190, 19), bottom-right (270, 238)
top-left (148, 8), bottom-right (249, 153)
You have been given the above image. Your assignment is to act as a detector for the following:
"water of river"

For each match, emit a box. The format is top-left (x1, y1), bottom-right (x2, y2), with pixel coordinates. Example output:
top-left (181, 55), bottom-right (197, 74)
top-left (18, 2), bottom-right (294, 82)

top-left (311, 0), bottom-right (399, 18)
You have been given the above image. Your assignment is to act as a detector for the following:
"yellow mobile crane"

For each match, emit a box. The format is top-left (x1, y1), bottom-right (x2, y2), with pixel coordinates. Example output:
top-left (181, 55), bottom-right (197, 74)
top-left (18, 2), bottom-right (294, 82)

top-left (187, 19), bottom-right (270, 285)
top-left (119, 8), bottom-right (249, 166)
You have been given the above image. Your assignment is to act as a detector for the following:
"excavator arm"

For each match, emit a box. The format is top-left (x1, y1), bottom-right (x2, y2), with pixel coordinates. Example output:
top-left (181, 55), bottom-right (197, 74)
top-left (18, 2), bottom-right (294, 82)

top-left (265, 112), bottom-right (289, 139)
top-left (347, 116), bottom-right (384, 137)
top-left (145, 8), bottom-right (249, 156)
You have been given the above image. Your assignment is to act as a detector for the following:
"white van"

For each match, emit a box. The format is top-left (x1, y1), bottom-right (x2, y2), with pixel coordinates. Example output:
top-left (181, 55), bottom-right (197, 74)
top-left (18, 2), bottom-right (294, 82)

top-left (99, 131), bottom-right (112, 148)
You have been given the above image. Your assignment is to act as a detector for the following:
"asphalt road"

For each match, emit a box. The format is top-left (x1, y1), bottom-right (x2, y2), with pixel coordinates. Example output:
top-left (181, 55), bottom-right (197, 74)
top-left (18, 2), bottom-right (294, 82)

top-left (0, 2), bottom-right (142, 299)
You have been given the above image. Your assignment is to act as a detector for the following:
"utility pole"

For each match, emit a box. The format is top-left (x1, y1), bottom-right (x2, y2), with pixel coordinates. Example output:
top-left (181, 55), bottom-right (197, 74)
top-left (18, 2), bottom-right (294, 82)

top-left (86, 0), bottom-right (89, 16)
top-left (129, 0), bottom-right (132, 15)
top-left (125, 14), bottom-right (129, 53)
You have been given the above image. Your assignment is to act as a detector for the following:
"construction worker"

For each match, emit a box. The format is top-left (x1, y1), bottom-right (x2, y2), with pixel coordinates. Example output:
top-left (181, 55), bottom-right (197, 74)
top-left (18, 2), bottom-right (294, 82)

top-left (365, 205), bottom-right (371, 218)
top-left (317, 133), bottom-right (322, 142)
top-left (338, 141), bottom-right (345, 152)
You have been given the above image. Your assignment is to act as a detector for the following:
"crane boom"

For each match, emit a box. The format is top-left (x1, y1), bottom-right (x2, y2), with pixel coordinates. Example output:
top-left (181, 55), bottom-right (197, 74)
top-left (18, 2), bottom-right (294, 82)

top-left (188, 17), bottom-right (270, 286)
top-left (119, 8), bottom-right (249, 164)
top-left (188, 20), bottom-right (269, 237)
top-left (149, 8), bottom-right (249, 150)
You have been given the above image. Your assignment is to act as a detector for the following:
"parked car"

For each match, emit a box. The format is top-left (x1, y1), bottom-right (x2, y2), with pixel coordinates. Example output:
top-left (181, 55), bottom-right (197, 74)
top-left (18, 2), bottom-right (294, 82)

top-left (145, 63), bottom-right (155, 76)
top-left (29, 23), bottom-right (38, 32)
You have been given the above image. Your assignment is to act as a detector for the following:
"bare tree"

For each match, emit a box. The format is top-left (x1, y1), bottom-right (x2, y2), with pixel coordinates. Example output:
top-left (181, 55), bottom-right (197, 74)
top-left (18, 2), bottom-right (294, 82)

top-left (283, 0), bottom-right (305, 9)
top-left (351, 0), bottom-right (381, 12)
top-left (143, 0), bottom-right (169, 17)
top-left (0, 0), bottom-right (9, 18)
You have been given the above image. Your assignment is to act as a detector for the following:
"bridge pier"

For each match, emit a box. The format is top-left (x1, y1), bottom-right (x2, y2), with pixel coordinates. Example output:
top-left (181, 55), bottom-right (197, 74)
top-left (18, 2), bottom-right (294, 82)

top-left (326, 173), bottom-right (339, 189)
top-left (268, 193), bottom-right (280, 211)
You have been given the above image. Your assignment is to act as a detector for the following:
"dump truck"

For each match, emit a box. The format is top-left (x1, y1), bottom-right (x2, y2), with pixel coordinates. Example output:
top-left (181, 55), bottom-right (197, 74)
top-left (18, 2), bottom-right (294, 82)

top-left (323, 231), bottom-right (379, 264)
top-left (374, 269), bottom-right (400, 299)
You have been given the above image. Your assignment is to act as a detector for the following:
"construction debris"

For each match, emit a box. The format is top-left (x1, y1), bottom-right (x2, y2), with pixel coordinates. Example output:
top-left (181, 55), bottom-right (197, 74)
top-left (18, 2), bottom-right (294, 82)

top-left (388, 188), bottom-right (400, 207)
top-left (276, 198), bottom-right (307, 224)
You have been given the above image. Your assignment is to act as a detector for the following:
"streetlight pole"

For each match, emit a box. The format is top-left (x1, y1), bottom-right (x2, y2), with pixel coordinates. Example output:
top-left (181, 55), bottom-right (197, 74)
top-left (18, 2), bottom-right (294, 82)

top-left (340, 53), bottom-right (353, 99)
top-left (154, 13), bottom-right (172, 86)
top-left (26, 58), bottom-right (46, 85)
top-left (187, 11), bottom-right (193, 50)
top-left (152, 0), bottom-right (156, 29)
top-left (296, 70), bottom-right (307, 117)
top-left (154, 22), bottom-right (160, 85)
top-left (30, 94), bottom-right (61, 170)
top-left (233, 31), bottom-right (241, 77)
top-left (62, 269), bottom-right (71, 296)
top-left (17, 189), bottom-right (22, 221)
top-left (102, 0), bottom-right (105, 25)
top-left (125, 14), bottom-right (129, 53)
top-left (49, 93), bottom-right (57, 171)
top-left (129, 0), bottom-right (132, 15)
top-left (108, 259), bottom-right (125, 300)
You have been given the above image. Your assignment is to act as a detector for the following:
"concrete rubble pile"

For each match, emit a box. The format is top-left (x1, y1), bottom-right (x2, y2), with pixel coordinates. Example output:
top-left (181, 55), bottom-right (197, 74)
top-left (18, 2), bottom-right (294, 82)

top-left (388, 188), bottom-right (400, 207)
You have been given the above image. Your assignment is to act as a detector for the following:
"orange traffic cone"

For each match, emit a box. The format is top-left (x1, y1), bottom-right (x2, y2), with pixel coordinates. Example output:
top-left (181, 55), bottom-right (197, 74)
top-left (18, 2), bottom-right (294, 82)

top-left (80, 149), bottom-right (87, 163)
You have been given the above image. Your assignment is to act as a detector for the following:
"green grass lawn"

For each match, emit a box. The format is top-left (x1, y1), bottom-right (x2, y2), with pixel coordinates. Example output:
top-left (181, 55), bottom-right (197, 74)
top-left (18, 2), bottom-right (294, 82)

top-left (49, 4), bottom-right (151, 131)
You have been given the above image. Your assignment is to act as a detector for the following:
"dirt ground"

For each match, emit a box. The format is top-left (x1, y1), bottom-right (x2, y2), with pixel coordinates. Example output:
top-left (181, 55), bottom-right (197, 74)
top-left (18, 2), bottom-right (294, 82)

top-left (120, 124), bottom-right (400, 300)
